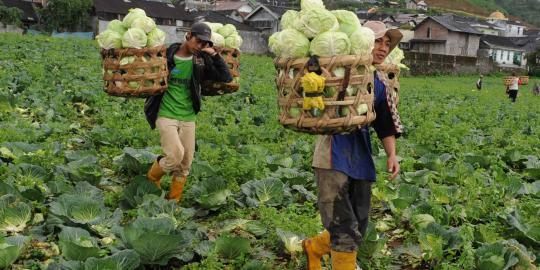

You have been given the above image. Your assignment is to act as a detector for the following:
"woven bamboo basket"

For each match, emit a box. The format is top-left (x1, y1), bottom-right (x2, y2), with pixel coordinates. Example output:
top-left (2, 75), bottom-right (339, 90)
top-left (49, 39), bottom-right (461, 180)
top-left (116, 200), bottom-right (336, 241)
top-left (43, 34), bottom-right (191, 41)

top-left (275, 54), bottom-right (375, 135)
top-left (201, 47), bottom-right (241, 96)
top-left (101, 46), bottom-right (168, 97)
top-left (375, 63), bottom-right (401, 105)
top-left (519, 76), bottom-right (529, 85)
top-left (504, 76), bottom-right (514, 86)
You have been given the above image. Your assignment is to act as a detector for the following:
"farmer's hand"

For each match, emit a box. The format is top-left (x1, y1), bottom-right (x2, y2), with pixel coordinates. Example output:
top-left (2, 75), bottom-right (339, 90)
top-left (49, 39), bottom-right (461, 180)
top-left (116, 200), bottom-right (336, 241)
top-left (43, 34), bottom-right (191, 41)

top-left (201, 46), bottom-right (217, 56)
top-left (387, 155), bottom-right (400, 180)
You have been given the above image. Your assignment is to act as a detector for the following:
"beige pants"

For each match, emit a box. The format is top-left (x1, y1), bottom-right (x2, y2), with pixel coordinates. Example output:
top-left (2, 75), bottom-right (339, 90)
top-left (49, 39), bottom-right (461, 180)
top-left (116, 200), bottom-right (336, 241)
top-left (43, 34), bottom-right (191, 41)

top-left (156, 117), bottom-right (196, 177)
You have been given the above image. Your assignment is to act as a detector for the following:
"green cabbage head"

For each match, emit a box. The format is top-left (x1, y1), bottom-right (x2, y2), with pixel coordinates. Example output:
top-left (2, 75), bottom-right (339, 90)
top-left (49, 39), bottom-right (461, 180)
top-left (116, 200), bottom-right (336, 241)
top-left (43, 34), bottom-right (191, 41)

top-left (269, 29), bottom-right (310, 58)
top-left (310, 31), bottom-right (351, 57)
top-left (204, 22), bottom-right (224, 33)
top-left (295, 8), bottom-right (339, 38)
top-left (300, 0), bottom-right (325, 11)
top-left (96, 30), bottom-right (123, 49)
top-left (107, 19), bottom-right (127, 35)
top-left (217, 24), bottom-right (237, 38)
top-left (225, 33), bottom-right (243, 49)
top-left (122, 28), bottom-right (148, 49)
top-left (211, 32), bottom-right (225, 47)
top-left (332, 10), bottom-right (361, 36)
top-left (280, 10), bottom-right (298, 30)
top-left (122, 8), bottom-right (147, 28)
top-left (147, 28), bottom-right (166, 47)
top-left (349, 26), bottom-right (375, 55)
top-left (132, 16), bottom-right (156, 33)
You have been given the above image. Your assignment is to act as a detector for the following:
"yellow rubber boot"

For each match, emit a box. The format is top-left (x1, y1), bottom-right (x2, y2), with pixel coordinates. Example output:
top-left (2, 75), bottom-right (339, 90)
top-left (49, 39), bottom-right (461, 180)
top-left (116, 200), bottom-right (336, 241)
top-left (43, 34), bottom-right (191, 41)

top-left (330, 250), bottom-right (357, 270)
top-left (147, 160), bottom-right (165, 188)
top-left (168, 175), bottom-right (187, 202)
top-left (302, 230), bottom-right (331, 270)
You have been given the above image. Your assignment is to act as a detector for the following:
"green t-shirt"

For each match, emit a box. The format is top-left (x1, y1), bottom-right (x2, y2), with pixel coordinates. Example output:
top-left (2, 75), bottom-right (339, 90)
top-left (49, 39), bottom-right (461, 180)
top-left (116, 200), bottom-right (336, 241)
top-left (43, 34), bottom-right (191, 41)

top-left (158, 55), bottom-right (196, 121)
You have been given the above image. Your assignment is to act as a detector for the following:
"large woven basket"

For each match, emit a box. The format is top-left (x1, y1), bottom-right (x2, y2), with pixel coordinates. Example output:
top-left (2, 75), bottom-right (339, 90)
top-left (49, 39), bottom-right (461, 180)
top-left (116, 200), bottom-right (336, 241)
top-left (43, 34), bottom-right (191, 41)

top-left (504, 76), bottom-right (514, 86)
top-left (519, 76), bottom-right (529, 85)
top-left (101, 46), bottom-right (168, 97)
top-left (275, 54), bottom-right (375, 135)
top-left (201, 47), bottom-right (241, 96)
top-left (375, 63), bottom-right (401, 105)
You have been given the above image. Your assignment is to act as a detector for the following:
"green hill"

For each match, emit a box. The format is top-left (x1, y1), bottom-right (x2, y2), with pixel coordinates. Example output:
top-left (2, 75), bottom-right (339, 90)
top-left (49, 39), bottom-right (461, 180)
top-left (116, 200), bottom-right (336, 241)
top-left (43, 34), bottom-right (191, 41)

top-left (426, 0), bottom-right (540, 27)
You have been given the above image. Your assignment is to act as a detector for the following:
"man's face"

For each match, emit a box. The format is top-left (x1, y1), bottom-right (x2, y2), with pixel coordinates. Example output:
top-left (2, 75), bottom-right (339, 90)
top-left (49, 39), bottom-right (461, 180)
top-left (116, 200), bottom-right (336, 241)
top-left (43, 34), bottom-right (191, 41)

top-left (186, 33), bottom-right (208, 55)
top-left (372, 35), bottom-right (391, 65)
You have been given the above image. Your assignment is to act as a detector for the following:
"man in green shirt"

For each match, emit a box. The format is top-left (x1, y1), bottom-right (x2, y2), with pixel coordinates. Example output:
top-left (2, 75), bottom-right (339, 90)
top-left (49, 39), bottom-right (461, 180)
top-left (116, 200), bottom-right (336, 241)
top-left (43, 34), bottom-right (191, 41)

top-left (145, 23), bottom-right (233, 202)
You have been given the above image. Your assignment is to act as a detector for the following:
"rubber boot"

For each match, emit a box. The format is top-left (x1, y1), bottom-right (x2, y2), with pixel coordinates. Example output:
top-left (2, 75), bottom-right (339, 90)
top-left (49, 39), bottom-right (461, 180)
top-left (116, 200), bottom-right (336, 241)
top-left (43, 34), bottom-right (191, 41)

top-left (330, 250), bottom-right (357, 270)
top-left (147, 159), bottom-right (165, 188)
top-left (302, 230), bottom-right (331, 270)
top-left (168, 175), bottom-right (187, 202)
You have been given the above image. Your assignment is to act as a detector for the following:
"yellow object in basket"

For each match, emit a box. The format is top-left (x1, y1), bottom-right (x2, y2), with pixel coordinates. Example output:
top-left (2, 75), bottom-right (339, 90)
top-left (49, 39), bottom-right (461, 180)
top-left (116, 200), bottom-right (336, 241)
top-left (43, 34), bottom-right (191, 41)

top-left (301, 72), bottom-right (326, 110)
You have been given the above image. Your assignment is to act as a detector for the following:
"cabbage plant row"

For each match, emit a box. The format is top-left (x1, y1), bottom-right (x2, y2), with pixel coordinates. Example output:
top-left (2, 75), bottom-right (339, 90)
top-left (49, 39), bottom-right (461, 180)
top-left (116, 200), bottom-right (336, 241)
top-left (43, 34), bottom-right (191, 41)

top-left (0, 33), bottom-right (539, 269)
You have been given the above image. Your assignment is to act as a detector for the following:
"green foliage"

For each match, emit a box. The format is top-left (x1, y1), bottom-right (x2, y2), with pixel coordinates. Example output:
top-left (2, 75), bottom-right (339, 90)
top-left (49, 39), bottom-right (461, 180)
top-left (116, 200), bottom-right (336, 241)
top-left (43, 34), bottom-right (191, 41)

top-left (0, 235), bottom-right (28, 268)
top-left (39, 0), bottom-right (93, 32)
top-left (58, 226), bottom-right (101, 261)
top-left (0, 2), bottom-right (22, 27)
top-left (215, 236), bottom-right (250, 260)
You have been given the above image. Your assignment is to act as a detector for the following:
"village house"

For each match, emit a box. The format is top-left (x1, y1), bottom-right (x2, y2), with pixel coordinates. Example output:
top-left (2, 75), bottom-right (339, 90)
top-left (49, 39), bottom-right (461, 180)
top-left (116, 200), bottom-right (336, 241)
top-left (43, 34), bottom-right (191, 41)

top-left (213, 0), bottom-right (255, 22)
top-left (478, 35), bottom-right (536, 69)
top-left (243, 4), bottom-right (288, 32)
top-left (486, 11), bottom-right (526, 37)
top-left (405, 0), bottom-right (428, 11)
top-left (410, 14), bottom-right (482, 57)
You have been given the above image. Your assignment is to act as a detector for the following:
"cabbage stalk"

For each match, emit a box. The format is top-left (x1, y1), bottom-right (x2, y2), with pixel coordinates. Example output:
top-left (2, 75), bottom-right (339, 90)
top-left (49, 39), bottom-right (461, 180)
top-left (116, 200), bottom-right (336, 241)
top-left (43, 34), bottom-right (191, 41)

top-left (96, 30), bottom-right (123, 49)
top-left (295, 8), bottom-right (339, 38)
top-left (122, 28), bottom-right (148, 49)
top-left (310, 31), bottom-right (351, 57)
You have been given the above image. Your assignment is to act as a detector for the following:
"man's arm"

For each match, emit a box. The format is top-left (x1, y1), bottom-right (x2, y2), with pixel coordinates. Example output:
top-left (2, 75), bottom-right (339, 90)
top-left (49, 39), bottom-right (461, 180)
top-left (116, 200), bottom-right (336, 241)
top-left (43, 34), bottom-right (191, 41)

top-left (381, 135), bottom-right (399, 180)
top-left (200, 47), bottom-right (233, 83)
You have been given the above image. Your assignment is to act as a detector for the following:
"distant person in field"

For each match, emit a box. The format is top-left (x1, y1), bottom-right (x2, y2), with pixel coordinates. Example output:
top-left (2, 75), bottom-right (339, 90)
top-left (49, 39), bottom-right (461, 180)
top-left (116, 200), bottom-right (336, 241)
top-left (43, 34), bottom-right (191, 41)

top-left (508, 72), bottom-right (520, 102)
top-left (144, 23), bottom-right (232, 202)
top-left (476, 74), bottom-right (483, 90)
top-left (303, 21), bottom-right (403, 270)
top-left (532, 82), bottom-right (540, 96)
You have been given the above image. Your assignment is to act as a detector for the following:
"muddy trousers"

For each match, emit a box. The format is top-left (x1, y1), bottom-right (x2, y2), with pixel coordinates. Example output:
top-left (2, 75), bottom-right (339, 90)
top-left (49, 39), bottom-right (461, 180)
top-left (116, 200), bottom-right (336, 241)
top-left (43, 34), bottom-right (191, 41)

top-left (315, 168), bottom-right (373, 252)
top-left (156, 117), bottom-right (195, 177)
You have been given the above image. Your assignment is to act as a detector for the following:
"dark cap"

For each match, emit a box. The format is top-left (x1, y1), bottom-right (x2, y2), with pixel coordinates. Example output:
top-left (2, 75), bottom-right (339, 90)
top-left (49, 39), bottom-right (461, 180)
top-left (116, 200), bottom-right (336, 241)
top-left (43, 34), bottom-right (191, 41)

top-left (191, 22), bottom-right (213, 46)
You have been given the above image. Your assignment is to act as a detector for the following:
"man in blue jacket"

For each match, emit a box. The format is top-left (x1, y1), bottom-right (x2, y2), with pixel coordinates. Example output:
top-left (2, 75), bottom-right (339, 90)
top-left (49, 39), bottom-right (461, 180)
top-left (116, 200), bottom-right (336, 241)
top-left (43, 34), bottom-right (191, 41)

top-left (303, 21), bottom-right (404, 270)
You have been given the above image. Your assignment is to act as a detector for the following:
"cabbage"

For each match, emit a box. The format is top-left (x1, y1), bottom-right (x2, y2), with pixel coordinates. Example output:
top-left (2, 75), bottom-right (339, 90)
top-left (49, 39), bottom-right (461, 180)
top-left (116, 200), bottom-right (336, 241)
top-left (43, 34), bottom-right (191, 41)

top-left (122, 8), bottom-right (146, 28)
top-left (119, 56), bottom-right (135, 66)
top-left (331, 10), bottom-right (361, 36)
top-left (96, 30), bottom-right (123, 49)
top-left (147, 28), bottom-right (166, 47)
top-left (269, 29), bottom-right (310, 58)
top-left (204, 22), bottom-right (224, 33)
top-left (385, 47), bottom-right (409, 70)
top-left (217, 24), bottom-right (237, 38)
top-left (131, 16), bottom-right (156, 33)
top-left (107, 19), bottom-right (127, 35)
top-left (349, 27), bottom-right (375, 55)
top-left (310, 31), bottom-right (351, 57)
top-left (211, 33), bottom-right (225, 47)
top-left (280, 10), bottom-right (298, 30)
top-left (225, 33), bottom-right (243, 49)
top-left (295, 8), bottom-right (339, 38)
top-left (122, 28), bottom-right (147, 49)
top-left (301, 0), bottom-right (325, 11)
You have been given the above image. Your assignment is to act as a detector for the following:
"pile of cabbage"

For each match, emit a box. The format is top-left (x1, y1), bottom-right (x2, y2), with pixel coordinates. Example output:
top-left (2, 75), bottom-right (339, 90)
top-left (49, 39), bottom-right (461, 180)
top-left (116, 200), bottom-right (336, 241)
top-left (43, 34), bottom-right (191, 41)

top-left (204, 22), bottom-right (244, 50)
top-left (96, 8), bottom-right (166, 50)
top-left (269, 0), bottom-right (375, 58)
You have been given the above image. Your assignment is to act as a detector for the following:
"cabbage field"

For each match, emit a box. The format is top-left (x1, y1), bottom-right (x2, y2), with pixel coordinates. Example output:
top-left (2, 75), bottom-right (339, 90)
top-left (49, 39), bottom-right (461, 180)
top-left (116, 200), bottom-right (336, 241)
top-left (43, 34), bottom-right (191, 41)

top-left (1, 33), bottom-right (539, 270)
